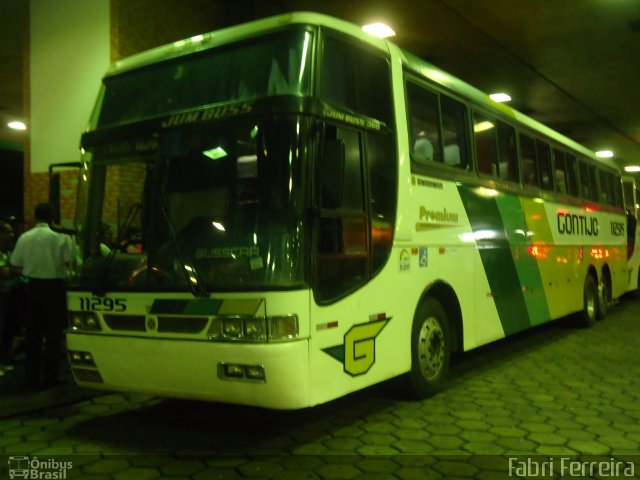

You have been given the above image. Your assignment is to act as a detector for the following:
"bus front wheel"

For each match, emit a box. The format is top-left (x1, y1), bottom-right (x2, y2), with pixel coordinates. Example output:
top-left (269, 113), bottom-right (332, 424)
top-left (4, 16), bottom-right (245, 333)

top-left (580, 274), bottom-right (598, 327)
top-left (408, 297), bottom-right (451, 398)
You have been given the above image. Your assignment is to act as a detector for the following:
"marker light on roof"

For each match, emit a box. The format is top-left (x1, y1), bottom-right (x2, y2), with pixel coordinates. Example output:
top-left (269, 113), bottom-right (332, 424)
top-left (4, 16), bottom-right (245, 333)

top-left (362, 22), bottom-right (396, 38)
top-left (489, 93), bottom-right (511, 102)
top-left (596, 150), bottom-right (614, 158)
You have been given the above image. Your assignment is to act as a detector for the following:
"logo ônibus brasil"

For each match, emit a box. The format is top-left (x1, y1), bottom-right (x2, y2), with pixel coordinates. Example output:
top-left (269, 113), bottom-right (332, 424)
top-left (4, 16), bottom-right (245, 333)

top-left (7, 456), bottom-right (72, 479)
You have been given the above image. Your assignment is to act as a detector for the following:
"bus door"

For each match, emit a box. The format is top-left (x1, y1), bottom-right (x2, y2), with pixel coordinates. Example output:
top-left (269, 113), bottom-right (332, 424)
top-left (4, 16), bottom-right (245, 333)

top-left (622, 177), bottom-right (640, 290)
top-left (308, 124), bottom-right (380, 400)
top-left (623, 178), bottom-right (638, 259)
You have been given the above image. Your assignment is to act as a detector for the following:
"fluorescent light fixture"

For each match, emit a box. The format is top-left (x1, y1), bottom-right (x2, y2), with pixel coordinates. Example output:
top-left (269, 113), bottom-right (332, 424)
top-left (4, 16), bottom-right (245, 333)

top-left (624, 165), bottom-right (640, 173)
top-left (473, 121), bottom-right (495, 133)
top-left (362, 22), bottom-right (396, 38)
top-left (595, 150), bottom-right (614, 158)
top-left (490, 93), bottom-right (511, 103)
top-left (202, 147), bottom-right (227, 160)
top-left (7, 121), bottom-right (26, 130)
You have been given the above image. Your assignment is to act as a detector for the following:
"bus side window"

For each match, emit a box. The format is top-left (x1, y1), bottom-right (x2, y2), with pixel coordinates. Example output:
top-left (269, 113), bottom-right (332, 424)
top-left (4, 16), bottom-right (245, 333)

top-left (406, 82), bottom-right (440, 165)
top-left (519, 134), bottom-right (537, 187)
top-left (553, 149), bottom-right (567, 194)
top-left (588, 165), bottom-right (599, 202)
top-left (598, 170), bottom-right (610, 205)
top-left (441, 95), bottom-right (470, 170)
top-left (608, 172), bottom-right (617, 206)
top-left (497, 122), bottom-right (517, 182)
top-left (366, 132), bottom-right (397, 276)
top-left (320, 35), bottom-right (393, 126)
top-left (473, 112), bottom-right (497, 176)
top-left (565, 154), bottom-right (579, 197)
top-left (623, 178), bottom-right (635, 211)
top-left (537, 140), bottom-right (553, 191)
top-left (578, 160), bottom-right (591, 201)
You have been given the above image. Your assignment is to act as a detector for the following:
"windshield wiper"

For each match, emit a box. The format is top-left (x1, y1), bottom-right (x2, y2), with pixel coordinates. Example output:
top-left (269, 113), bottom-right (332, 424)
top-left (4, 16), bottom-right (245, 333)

top-left (158, 196), bottom-right (210, 298)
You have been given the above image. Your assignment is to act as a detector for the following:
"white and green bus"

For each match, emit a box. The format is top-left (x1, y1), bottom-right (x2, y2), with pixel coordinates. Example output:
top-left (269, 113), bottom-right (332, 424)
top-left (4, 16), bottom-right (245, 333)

top-left (67, 12), bottom-right (635, 409)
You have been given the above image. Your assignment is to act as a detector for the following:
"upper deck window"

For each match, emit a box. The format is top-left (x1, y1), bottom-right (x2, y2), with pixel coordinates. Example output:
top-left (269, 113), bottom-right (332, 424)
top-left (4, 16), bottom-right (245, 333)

top-left (319, 35), bottom-right (393, 126)
top-left (98, 29), bottom-right (313, 128)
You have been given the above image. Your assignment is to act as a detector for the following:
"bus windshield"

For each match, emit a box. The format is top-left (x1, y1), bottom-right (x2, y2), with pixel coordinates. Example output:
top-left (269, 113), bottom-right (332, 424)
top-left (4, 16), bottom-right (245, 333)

top-left (76, 118), bottom-right (308, 293)
top-left (98, 29), bottom-right (313, 128)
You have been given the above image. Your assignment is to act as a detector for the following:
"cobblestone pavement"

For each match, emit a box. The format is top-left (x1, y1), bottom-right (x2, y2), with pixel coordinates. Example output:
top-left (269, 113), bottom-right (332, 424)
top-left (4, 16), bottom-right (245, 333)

top-left (0, 297), bottom-right (639, 479)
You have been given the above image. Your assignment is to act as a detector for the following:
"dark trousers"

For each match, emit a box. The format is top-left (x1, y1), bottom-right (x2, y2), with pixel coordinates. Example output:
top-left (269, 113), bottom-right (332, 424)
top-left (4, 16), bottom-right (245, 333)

top-left (24, 278), bottom-right (67, 386)
top-left (1, 284), bottom-right (25, 358)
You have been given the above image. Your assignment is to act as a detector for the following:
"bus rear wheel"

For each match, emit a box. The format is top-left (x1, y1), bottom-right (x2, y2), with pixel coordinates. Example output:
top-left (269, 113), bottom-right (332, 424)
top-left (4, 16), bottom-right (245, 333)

top-left (580, 274), bottom-right (598, 327)
top-left (408, 298), bottom-right (451, 398)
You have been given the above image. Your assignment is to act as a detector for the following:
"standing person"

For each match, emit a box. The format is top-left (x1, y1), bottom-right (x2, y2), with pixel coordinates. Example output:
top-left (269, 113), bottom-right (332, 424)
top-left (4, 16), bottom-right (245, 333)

top-left (10, 204), bottom-right (74, 390)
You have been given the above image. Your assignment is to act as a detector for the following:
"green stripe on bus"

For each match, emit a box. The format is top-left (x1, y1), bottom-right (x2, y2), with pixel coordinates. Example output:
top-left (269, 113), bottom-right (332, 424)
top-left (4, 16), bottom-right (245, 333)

top-left (495, 195), bottom-right (550, 326)
top-left (458, 185), bottom-right (531, 335)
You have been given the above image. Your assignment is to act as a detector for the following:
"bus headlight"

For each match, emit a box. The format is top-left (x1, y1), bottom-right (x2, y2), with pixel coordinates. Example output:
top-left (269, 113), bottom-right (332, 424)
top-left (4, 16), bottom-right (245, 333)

top-left (68, 311), bottom-right (102, 331)
top-left (70, 312), bottom-right (84, 329)
top-left (68, 350), bottom-right (96, 366)
top-left (223, 318), bottom-right (243, 338)
top-left (208, 314), bottom-right (298, 342)
top-left (268, 315), bottom-right (299, 342)
top-left (244, 318), bottom-right (267, 341)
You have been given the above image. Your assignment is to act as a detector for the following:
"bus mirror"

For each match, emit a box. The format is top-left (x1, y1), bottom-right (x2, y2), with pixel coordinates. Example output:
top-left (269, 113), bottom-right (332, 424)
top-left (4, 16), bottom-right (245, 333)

top-left (320, 139), bottom-right (345, 209)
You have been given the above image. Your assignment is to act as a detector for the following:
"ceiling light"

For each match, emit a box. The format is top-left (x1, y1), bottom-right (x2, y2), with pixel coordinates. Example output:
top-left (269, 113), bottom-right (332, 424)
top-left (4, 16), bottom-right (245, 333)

top-left (489, 93), bottom-right (511, 103)
top-left (362, 22), bottom-right (396, 38)
top-left (595, 150), bottom-right (614, 158)
top-left (7, 121), bottom-right (26, 130)
top-left (624, 165), bottom-right (640, 173)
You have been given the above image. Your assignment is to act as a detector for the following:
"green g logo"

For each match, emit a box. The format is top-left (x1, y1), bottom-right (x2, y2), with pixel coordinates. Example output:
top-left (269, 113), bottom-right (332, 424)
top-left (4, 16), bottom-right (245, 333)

top-left (322, 318), bottom-right (389, 376)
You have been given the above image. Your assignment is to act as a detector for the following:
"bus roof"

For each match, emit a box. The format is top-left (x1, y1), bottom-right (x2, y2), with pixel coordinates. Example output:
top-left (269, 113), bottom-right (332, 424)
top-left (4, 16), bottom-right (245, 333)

top-left (107, 11), bottom-right (618, 172)
top-left (108, 12), bottom-right (388, 77)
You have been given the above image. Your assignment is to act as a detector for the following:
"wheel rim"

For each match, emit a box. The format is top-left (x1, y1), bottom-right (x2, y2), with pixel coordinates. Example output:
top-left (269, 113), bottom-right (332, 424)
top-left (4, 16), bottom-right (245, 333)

top-left (417, 316), bottom-right (445, 381)
top-left (586, 281), bottom-right (596, 319)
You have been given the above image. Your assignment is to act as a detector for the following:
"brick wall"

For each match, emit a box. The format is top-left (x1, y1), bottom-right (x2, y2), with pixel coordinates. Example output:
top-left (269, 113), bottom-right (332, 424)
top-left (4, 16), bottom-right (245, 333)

top-left (111, 0), bottom-right (225, 60)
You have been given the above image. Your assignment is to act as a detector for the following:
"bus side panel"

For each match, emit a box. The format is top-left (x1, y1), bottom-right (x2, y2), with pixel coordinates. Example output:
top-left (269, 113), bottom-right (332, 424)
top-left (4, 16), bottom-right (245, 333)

top-left (405, 177), bottom-right (505, 350)
top-left (308, 252), bottom-right (417, 406)
top-left (522, 198), bottom-right (583, 319)
top-left (542, 202), bottom-right (628, 304)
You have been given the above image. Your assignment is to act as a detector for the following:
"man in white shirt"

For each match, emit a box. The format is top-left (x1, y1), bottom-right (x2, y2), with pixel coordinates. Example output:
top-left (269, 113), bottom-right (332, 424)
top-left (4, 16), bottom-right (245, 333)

top-left (10, 204), bottom-right (73, 390)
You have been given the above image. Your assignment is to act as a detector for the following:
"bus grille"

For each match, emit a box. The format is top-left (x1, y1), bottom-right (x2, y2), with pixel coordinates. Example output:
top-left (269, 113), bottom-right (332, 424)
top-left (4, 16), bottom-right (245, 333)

top-left (72, 368), bottom-right (104, 383)
top-left (103, 314), bottom-right (146, 331)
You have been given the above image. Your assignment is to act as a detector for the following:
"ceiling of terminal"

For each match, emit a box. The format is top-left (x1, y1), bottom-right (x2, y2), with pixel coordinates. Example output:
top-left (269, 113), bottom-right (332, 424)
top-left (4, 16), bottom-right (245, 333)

top-left (1, 0), bottom-right (639, 169)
